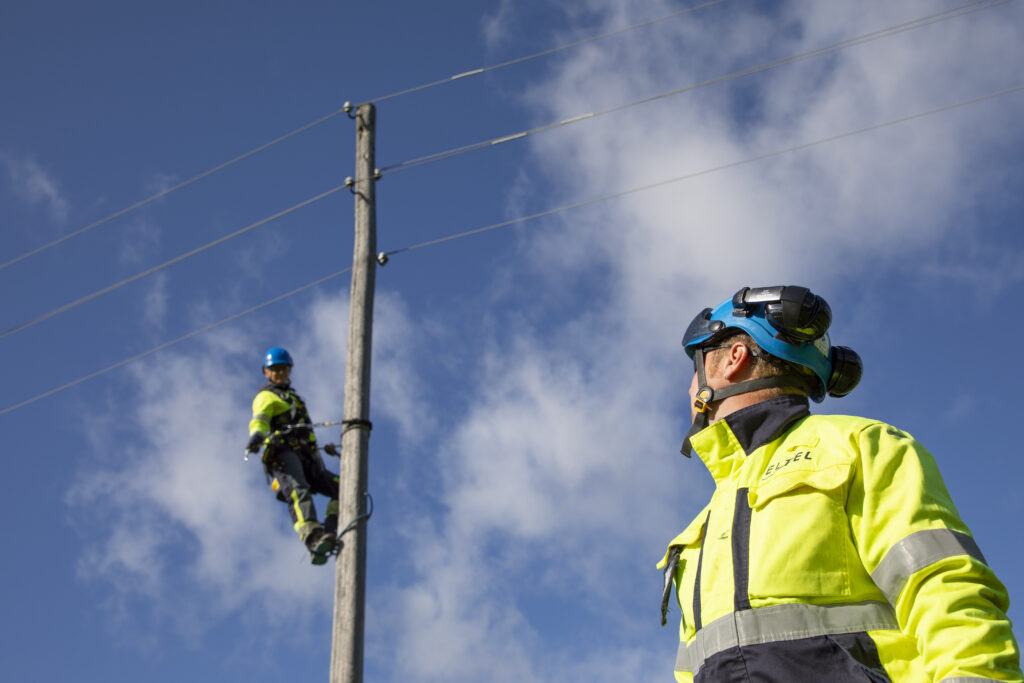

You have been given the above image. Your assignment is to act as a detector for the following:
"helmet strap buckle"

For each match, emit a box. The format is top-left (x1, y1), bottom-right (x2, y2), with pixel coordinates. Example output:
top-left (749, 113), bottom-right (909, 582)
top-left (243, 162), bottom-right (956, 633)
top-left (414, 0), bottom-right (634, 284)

top-left (693, 387), bottom-right (713, 414)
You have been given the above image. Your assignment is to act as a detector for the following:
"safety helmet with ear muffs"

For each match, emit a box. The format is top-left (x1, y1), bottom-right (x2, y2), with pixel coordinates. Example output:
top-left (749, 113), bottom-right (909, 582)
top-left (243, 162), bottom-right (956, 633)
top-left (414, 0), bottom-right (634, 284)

top-left (679, 286), bottom-right (862, 455)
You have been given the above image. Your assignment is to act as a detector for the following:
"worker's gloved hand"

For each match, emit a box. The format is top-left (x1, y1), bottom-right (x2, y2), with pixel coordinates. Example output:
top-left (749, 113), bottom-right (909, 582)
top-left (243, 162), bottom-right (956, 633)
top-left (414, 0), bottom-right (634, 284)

top-left (323, 444), bottom-right (339, 457)
top-left (246, 433), bottom-right (265, 453)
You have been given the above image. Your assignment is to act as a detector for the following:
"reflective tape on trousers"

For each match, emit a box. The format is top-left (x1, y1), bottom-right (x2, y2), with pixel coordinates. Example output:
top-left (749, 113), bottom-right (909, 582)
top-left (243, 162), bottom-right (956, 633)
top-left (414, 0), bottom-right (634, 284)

top-left (871, 529), bottom-right (986, 605)
top-left (675, 601), bottom-right (899, 674)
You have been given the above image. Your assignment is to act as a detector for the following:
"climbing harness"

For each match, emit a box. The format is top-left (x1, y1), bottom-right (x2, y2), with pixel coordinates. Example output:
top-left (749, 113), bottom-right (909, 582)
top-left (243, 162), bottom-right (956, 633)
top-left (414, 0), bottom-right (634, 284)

top-left (243, 420), bottom-right (346, 461)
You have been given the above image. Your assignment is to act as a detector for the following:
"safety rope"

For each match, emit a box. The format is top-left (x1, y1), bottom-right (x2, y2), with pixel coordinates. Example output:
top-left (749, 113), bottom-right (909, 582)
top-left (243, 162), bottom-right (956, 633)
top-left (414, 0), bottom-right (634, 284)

top-left (245, 420), bottom-right (345, 461)
top-left (277, 419), bottom-right (372, 433)
top-left (265, 418), bottom-right (372, 459)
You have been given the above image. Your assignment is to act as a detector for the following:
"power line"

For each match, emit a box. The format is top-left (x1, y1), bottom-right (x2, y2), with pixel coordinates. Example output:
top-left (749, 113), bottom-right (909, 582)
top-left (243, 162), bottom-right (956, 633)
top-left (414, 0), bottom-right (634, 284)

top-left (366, 0), bottom-right (734, 104)
top-left (0, 267), bottom-right (352, 417)
top-left (3, 82), bottom-right (1020, 418)
top-left (0, 184), bottom-right (348, 341)
top-left (0, 1), bottom-right (733, 273)
top-left (382, 83), bottom-right (1024, 258)
top-left (379, 0), bottom-right (1010, 175)
top-left (0, 108), bottom-right (349, 274)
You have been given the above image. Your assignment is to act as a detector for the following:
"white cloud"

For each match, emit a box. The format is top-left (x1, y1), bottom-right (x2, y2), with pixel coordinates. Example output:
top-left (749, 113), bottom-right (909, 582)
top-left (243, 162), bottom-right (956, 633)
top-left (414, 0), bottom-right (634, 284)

top-left (67, 290), bottom-right (429, 634)
top-left (376, 1), bottom-right (1024, 680)
top-left (917, 238), bottom-right (1024, 301)
top-left (144, 171), bottom-right (179, 196)
top-left (293, 291), bottom-right (432, 444)
top-left (373, 295), bottom-right (701, 680)
top-left (118, 217), bottom-right (162, 266)
top-left (0, 151), bottom-right (69, 223)
top-left (141, 272), bottom-right (169, 330)
top-left (481, 0), bottom-right (519, 50)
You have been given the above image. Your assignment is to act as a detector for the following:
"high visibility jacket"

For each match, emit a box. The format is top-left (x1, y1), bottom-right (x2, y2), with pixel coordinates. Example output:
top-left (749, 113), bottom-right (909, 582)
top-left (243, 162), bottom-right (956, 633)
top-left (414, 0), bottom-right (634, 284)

top-left (249, 382), bottom-right (316, 457)
top-left (658, 395), bottom-right (1022, 683)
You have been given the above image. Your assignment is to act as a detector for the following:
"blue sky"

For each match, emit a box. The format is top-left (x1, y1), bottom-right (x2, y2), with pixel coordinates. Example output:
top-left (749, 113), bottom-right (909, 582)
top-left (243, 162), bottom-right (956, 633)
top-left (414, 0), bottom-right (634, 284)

top-left (2, 1), bottom-right (1023, 681)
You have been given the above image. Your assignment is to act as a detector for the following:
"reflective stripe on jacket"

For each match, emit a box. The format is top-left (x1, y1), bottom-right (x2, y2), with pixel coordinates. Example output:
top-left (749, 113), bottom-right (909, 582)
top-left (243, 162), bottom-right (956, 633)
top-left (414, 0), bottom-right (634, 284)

top-left (658, 395), bottom-right (1022, 683)
top-left (249, 383), bottom-right (316, 455)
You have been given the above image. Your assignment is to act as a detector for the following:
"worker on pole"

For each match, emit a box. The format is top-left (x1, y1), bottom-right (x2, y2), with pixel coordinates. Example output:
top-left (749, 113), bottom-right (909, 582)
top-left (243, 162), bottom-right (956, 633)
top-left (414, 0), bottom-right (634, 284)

top-left (659, 286), bottom-right (1022, 682)
top-left (246, 347), bottom-right (340, 565)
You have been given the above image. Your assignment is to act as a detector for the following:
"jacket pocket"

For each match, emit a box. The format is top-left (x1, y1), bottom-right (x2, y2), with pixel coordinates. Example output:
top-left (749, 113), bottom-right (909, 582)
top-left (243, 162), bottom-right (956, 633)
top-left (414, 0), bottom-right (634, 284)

top-left (747, 463), bottom-right (854, 599)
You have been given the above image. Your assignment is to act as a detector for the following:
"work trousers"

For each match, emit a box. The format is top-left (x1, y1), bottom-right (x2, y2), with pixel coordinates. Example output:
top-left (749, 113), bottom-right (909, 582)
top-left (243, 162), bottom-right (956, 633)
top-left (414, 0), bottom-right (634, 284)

top-left (267, 448), bottom-right (339, 542)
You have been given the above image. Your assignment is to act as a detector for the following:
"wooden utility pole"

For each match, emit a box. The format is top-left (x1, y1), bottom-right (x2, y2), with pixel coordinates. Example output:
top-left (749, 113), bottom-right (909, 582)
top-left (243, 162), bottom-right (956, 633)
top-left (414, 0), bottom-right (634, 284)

top-left (330, 102), bottom-right (377, 683)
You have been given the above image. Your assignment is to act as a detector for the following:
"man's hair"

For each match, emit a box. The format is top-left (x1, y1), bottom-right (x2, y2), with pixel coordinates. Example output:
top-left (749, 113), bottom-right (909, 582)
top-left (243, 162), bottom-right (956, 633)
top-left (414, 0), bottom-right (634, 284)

top-left (710, 330), bottom-right (816, 397)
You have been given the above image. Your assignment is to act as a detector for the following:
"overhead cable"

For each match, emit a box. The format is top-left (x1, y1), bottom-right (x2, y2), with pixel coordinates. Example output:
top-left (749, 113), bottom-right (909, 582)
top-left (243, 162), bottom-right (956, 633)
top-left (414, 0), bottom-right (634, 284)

top-left (382, 83), bottom-right (1023, 258)
top-left (0, 108), bottom-right (348, 273)
top-left (379, 0), bottom-right (1010, 175)
top-left (0, 184), bottom-right (348, 341)
top-left (2, 83), bottom-right (1020, 417)
top-left (365, 0), bottom-right (733, 104)
top-left (0, 2), bottom-right (732, 272)
top-left (0, 267), bottom-right (352, 417)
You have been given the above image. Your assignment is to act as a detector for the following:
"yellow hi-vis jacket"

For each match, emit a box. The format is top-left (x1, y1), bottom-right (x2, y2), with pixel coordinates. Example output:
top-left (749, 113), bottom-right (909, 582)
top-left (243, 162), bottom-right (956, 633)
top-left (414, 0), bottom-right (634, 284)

top-left (658, 395), bottom-right (1022, 683)
top-left (248, 383), bottom-right (317, 455)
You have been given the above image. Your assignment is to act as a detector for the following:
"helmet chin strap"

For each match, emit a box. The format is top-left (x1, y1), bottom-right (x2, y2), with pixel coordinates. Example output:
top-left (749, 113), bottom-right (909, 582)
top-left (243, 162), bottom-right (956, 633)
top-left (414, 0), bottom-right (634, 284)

top-left (680, 346), bottom-right (812, 457)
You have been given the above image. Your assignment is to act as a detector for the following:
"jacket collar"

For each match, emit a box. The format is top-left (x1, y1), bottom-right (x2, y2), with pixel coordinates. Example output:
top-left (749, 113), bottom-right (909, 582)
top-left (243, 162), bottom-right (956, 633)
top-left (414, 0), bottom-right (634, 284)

top-left (689, 395), bottom-right (810, 483)
top-left (722, 395), bottom-right (810, 453)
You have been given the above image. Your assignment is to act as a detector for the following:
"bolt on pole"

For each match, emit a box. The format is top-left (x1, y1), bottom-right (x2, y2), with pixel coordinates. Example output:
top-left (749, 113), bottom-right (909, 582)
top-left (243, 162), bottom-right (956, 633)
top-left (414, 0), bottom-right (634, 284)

top-left (330, 102), bottom-right (377, 683)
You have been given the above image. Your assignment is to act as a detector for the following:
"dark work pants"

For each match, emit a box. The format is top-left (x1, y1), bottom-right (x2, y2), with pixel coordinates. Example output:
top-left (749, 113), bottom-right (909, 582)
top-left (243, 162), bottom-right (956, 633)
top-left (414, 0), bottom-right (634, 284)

top-left (268, 448), bottom-right (339, 542)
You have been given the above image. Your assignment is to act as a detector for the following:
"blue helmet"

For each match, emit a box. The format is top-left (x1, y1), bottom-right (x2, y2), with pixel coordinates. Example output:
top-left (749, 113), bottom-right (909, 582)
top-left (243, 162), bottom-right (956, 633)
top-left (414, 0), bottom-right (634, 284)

top-left (263, 347), bottom-right (294, 369)
top-left (682, 286), bottom-right (861, 403)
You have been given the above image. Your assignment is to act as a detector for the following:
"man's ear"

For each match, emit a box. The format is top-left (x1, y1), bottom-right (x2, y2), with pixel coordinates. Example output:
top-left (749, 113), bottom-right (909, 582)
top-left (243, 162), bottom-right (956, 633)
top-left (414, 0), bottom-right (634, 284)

top-left (720, 343), bottom-right (752, 380)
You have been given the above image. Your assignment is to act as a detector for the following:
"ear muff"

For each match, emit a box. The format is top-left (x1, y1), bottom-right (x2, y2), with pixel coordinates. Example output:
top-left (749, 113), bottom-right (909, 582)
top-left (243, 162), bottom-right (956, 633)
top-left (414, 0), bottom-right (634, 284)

top-left (763, 286), bottom-right (832, 343)
top-left (827, 346), bottom-right (862, 397)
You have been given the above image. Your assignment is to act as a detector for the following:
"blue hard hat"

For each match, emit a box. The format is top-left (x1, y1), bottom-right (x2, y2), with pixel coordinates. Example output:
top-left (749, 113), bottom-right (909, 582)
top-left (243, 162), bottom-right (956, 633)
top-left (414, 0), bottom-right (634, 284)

top-left (263, 347), bottom-right (293, 368)
top-left (682, 286), bottom-right (861, 402)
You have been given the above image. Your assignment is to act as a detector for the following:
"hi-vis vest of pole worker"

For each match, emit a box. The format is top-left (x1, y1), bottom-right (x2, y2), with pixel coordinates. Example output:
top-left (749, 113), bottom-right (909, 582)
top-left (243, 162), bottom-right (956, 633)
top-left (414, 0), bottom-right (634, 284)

top-left (658, 286), bottom-right (1022, 683)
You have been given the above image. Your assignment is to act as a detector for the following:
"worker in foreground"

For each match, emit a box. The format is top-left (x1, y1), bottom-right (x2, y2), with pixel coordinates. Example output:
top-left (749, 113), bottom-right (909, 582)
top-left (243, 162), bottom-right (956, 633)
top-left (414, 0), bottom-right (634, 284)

top-left (246, 347), bottom-right (339, 565)
top-left (659, 286), bottom-right (1022, 682)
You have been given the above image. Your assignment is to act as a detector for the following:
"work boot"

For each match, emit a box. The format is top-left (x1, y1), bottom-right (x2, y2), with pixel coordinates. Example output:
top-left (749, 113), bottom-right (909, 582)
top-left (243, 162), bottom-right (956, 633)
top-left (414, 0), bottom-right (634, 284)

top-left (305, 527), bottom-right (332, 565)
